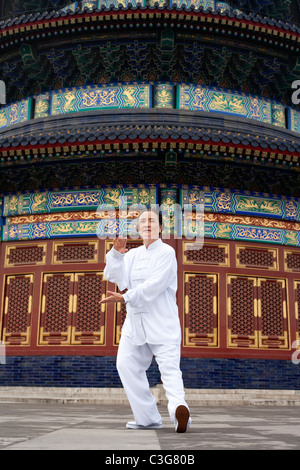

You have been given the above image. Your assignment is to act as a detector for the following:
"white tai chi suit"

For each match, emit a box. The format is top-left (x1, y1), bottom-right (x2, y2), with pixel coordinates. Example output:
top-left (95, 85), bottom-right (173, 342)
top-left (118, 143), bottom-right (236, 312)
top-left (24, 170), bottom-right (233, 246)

top-left (104, 238), bottom-right (189, 426)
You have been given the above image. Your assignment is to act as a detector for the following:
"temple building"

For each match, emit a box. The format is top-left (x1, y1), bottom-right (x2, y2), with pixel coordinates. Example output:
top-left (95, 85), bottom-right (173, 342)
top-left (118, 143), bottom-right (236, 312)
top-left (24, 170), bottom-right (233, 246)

top-left (0, 0), bottom-right (300, 389)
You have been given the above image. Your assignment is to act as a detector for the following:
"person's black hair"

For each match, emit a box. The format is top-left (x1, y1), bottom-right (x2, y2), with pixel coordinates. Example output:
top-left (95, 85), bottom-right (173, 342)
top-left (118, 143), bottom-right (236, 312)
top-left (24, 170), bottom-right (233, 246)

top-left (137, 207), bottom-right (164, 234)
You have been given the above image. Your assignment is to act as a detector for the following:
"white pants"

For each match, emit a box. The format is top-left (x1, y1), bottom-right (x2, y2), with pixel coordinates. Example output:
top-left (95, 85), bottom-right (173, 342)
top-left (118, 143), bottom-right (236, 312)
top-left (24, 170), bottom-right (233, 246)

top-left (116, 332), bottom-right (189, 426)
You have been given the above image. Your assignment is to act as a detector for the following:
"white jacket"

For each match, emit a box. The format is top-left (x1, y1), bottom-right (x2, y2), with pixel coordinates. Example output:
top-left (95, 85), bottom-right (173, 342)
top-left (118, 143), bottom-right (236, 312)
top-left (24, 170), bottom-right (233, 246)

top-left (104, 238), bottom-right (182, 345)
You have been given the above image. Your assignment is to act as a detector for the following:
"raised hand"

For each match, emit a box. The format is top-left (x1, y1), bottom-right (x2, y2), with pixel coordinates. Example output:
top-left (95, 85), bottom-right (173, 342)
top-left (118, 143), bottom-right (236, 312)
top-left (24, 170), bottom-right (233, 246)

top-left (99, 291), bottom-right (124, 304)
top-left (113, 236), bottom-right (128, 253)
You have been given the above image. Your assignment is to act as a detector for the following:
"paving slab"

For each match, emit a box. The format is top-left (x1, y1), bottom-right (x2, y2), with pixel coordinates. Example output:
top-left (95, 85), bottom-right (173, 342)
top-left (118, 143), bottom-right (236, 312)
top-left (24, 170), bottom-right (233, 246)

top-left (0, 402), bottom-right (299, 451)
top-left (7, 429), bottom-right (161, 450)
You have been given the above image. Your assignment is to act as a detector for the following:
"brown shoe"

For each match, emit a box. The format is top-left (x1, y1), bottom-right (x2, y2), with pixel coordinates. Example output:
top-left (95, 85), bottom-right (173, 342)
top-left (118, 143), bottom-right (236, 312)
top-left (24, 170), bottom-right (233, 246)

top-left (175, 405), bottom-right (191, 433)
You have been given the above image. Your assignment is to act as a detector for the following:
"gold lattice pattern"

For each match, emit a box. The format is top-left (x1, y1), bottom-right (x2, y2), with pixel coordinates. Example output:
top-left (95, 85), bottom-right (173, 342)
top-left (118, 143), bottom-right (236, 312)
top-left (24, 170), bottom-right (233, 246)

top-left (72, 273), bottom-right (105, 344)
top-left (39, 272), bottom-right (105, 345)
top-left (2, 275), bottom-right (33, 345)
top-left (227, 276), bottom-right (289, 349)
top-left (238, 247), bottom-right (276, 269)
top-left (230, 277), bottom-right (256, 337)
top-left (184, 273), bottom-right (218, 347)
top-left (286, 252), bottom-right (300, 271)
top-left (5, 244), bottom-right (46, 266)
top-left (53, 241), bottom-right (98, 264)
top-left (183, 242), bottom-right (229, 266)
top-left (295, 281), bottom-right (300, 341)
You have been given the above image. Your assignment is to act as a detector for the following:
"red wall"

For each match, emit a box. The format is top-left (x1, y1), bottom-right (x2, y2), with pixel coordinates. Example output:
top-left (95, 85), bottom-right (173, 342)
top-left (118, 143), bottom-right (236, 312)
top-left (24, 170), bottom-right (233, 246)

top-left (0, 237), bottom-right (299, 360)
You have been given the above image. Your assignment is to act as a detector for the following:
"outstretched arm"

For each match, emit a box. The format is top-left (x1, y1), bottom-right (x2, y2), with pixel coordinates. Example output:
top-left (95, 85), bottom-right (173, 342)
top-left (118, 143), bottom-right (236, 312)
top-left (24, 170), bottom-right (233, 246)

top-left (103, 237), bottom-right (130, 292)
top-left (99, 290), bottom-right (124, 305)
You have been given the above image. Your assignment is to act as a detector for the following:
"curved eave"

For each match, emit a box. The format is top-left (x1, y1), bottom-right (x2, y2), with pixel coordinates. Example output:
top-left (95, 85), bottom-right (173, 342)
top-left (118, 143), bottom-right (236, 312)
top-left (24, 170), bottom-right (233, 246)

top-left (0, 108), bottom-right (299, 170)
top-left (0, 4), bottom-right (299, 46)
top-left (1, 4), bottom-right (299, 108)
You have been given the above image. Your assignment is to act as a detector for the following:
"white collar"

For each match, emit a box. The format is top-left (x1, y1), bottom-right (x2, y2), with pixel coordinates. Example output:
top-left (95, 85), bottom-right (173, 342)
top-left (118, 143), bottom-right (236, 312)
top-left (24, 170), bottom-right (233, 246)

top-left (143, 238), bottom-right (162, 251)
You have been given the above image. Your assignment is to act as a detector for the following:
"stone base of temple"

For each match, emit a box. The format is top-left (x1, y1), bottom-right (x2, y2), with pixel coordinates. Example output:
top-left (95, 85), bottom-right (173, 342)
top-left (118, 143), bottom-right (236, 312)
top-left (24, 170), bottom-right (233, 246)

top-left (0, 385), bottom-right (300, 406)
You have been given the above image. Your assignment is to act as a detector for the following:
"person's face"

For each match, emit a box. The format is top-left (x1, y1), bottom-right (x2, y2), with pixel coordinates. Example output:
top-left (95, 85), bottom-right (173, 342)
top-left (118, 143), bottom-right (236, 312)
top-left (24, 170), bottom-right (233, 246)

top-left (138, 211), bottom-right (162, 240)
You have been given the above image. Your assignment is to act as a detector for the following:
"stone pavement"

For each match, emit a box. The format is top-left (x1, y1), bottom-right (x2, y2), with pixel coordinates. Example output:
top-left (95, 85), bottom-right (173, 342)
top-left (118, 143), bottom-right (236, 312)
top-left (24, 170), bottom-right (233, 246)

top-left (0, 402), bottom-right (300, 451)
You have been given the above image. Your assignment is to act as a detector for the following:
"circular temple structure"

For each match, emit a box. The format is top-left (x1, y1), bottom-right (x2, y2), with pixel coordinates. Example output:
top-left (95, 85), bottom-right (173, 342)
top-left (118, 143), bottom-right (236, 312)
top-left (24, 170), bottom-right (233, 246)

top-left (0, 0), bottom-right (300, 390)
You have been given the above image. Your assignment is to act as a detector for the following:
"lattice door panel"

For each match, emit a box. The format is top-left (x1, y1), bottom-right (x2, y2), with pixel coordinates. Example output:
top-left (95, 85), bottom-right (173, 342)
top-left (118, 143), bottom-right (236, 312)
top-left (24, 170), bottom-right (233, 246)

top-left (1, 275), bottom-right (33, 345)
top-left (258, 279), bottom-right (288, 349)
top-left (227, 276), bottom-right (258, 348)
top-left (184, 273), bottom-right (218, 347)
top-left (227, 275), bottom-right (289, 349)
top-left (294, 281), bottom-right (300, 343)
top-left (39, 273), bottom-right (73, 345)
top-left (71, 272), bottom-right (105, 345)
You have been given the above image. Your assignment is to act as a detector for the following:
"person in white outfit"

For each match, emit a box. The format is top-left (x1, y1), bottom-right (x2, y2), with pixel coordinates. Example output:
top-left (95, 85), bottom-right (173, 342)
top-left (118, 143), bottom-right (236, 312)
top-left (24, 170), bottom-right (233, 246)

top-left (100, 208), bottom-right (191, 433)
